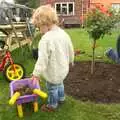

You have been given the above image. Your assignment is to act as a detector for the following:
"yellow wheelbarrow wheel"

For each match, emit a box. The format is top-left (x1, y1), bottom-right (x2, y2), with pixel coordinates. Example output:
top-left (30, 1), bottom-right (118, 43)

top-left (4, 63), bottom-right (25, 81)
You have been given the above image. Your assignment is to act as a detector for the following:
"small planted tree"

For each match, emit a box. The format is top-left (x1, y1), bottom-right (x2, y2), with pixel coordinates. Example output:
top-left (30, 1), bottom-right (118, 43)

top-left (85, 8), bottom-right (119, 74)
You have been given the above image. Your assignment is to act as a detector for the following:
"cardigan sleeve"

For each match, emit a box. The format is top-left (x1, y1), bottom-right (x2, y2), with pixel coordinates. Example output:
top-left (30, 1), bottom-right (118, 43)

top-left (32, 37), bottom-right (49, 77)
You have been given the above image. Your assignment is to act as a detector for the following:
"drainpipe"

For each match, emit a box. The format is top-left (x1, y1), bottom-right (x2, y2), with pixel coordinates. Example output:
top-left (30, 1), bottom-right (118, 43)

top-left (81, 0), bottom-right (84, 27)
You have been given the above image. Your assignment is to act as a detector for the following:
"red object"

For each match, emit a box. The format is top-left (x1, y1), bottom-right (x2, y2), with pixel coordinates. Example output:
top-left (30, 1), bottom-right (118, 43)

top-left (74, 49), bottom-right (85, 56)
top-left (95, 3), bottom-right (111, 16)
top-left (0, 50), bottom-right (14, 71)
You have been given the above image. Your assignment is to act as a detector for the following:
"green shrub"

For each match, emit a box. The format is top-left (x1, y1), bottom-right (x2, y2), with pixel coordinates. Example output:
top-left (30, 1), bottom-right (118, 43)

top-left (31, 30), bottom-right (41, 49)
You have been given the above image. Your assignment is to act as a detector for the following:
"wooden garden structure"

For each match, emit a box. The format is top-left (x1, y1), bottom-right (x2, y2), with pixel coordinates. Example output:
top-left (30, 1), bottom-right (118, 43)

top-left (0, 23), bottom-right (32, 51)
top-left (0, 1), bottom-right (33, 51)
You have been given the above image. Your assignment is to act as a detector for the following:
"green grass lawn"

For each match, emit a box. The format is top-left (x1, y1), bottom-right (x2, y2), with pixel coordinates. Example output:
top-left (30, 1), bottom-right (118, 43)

top-left (66, 28), bottom-right (119, 62)
top-left (0, 28), bottom-right (120, 120)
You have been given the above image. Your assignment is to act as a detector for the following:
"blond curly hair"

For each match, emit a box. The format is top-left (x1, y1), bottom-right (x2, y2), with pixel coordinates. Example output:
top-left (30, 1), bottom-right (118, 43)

top-left (32, 5), bottom-right (59, 28)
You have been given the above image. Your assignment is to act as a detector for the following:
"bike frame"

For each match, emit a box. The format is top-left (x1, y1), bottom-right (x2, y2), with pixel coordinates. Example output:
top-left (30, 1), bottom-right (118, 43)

top-left (0, 51), bottom-right (14, 71)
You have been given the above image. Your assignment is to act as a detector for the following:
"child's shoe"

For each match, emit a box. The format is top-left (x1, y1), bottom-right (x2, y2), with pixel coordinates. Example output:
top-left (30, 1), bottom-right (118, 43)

top-left (41, 104), bottom-right (55, 112)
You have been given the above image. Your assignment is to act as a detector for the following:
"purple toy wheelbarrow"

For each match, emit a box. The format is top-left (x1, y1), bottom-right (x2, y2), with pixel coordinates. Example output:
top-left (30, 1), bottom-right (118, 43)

top-left (9, 78), bottom-right (47, 118)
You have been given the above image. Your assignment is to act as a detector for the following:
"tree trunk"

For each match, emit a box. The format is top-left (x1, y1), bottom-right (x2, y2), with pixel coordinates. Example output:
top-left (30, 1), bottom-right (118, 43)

top-left (91, 40), bottom-right (96, 74)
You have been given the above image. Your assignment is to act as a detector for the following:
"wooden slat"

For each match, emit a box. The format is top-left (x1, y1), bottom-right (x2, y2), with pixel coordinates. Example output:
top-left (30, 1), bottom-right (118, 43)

top-left (10, 39), bottom-right (31, 51)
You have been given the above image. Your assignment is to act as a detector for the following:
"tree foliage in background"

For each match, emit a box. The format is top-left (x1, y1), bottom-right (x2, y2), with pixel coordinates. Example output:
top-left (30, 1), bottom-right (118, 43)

top-left (85, 8), bottom-right (120, 74)
top-left (15, 0), bottom-right (40, 8)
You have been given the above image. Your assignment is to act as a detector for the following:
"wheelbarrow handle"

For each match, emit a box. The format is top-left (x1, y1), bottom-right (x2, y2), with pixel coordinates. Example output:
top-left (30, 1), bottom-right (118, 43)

top-left (9, 92), bottom-right (21, 105)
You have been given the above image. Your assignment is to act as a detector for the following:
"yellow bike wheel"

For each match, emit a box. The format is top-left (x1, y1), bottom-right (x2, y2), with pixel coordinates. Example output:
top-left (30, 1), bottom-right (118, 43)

top-left (4, 63), bottom-right (25, 81)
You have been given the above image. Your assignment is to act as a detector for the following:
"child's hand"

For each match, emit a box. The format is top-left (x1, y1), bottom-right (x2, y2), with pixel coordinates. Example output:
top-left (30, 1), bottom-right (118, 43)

top-left (31, 75), bottom-right (40, 86)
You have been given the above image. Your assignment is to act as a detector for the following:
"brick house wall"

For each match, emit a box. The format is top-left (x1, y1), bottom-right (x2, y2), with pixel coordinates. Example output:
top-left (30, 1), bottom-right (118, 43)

top-left (39, 0), bottom-right (120, 27)
top-left (39, 0), bottom-right (90, 27)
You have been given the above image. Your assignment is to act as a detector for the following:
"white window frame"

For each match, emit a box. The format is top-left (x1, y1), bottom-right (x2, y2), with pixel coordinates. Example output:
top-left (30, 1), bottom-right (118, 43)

top-left (112, 3), bottom-right (120, 12)
top-left (55, 2), bottom-right (75, 16)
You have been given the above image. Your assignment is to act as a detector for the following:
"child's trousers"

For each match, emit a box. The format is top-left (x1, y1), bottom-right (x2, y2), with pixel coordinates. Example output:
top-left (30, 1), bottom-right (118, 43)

top-left (105, 48), bottom-right (120, 63)
top-left (46, 81), bottom-right (65, 108)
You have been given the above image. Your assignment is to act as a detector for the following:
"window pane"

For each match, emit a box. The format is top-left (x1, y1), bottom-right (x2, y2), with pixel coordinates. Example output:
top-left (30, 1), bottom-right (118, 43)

top-left (55, 2), bottom-right (74, 15)
top-left (62, 7), bottom-right (67, 14)
top-left (56, 4), bottom-right (61, 14)
top-left (69, 3), bottom-right (73, 15)
top-left (62, 4), bottom-right (67, 7)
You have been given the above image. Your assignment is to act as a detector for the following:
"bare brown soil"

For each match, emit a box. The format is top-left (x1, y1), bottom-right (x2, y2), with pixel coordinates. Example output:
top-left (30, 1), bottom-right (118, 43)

top-left (65, 61), bottom-right (120, 103)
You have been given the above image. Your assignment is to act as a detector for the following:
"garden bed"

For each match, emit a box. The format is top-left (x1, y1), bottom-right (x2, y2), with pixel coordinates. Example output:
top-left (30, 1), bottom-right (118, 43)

top-left (65, 61), bottom-right (120, 103)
